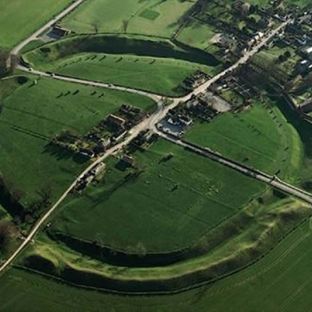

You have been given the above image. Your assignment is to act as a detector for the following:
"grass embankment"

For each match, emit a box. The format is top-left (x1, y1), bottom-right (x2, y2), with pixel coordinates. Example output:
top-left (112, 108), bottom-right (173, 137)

top-left (17, 197), bottom-right (311, 293)
top-left (186, 101), bottom-right (303, 184)
top-left (23, 34), bottom-right (220, 69)
top-left (2, 218), bottom-right (312, 312)
top-left (0, 76), bottom-right (155, 210)
top-left (60, 0), bottom-right (194, 38)
top-left (23, 34), bottom-right (221, 95)
top-left (0, 0), bottom-right (71, 49)
top-left (25, 52), bottom-right (219, 96)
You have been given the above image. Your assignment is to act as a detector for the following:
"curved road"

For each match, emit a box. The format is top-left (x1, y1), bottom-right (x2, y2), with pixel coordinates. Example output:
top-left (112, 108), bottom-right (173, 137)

top-left (0, 15), bottom-right (298, 273)
top-left (18, 68), bottom-right (163, 103)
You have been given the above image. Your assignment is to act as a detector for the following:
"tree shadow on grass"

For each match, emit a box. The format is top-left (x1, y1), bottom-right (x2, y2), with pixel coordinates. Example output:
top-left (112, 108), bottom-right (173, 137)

top-left (42, 143), bottom-right (88, 165)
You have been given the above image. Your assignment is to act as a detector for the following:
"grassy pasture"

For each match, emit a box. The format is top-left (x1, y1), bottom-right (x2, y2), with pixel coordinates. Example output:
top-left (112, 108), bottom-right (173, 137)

top-left (5, 195), bottom-right (305, 294)
top-left (177, 20), bottom-right (220, 54)
top-left (0, 0), bottom-right (71, 49)
top-left (27, 52), bottom-right (219, 96)
top-left (0, 76), bottom-right (155, 207)
top-left (50, 139), bottom-right (266, 253)
top-left (60, 0), bottom-right (195, 38)
top-left (1, 210), bottom-right (311, 311)
top-left (186, 101), bottom-right (303, 184)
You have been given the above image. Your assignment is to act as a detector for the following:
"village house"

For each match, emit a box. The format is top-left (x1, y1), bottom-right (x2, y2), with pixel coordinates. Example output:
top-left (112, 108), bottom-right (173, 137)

top-left (51, 25), bottom-right (71, 38)
top-left (302, 46), bottom-right (312, 61)
top-left (107, 114), bottom-right (126, 130)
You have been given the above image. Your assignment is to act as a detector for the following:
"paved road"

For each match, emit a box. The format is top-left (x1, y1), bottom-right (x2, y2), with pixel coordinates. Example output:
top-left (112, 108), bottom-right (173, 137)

top-left (0, 18), bottom-right (293, 273)
top-left (156, 131), bottom-right (312, 205)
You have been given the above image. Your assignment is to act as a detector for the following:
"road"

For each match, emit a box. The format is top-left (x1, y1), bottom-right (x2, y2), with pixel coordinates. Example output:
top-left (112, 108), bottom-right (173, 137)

top-left (0, 108), bottom-right (164, 273)
top-left (0, 17), bottom-right (294, 273)
top-left (17, 19), bottom-right (290, 126)
top-left (11, 0), bottom-right (86, 56)
top-left (156, 131), bottom-right (312, 205)
top-left (19, 68), bottom-right (162, 103)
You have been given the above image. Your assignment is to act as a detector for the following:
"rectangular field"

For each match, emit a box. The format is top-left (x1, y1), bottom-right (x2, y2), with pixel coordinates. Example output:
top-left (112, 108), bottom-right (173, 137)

top-left (177, 20), bottom-right (220, 54)
top-left (51, 139), bottom-right (266, 253)
top-left (61, 0), bottom-right (195, 38)
top-left (185, 102), bottom-right (303, 183)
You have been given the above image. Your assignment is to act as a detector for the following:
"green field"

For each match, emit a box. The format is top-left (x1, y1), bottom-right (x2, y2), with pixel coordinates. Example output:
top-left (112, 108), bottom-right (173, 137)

top-left (2, 0), bottom-right (312, 310)
top-left (50, 139), bottom-right (266, 253)
top-left (26, 52), bottom-right (219, 96)
top-left (1, 217), bottom-right (312, 311)
top-left (186, 101), bottom-right (303, 184)
top-left (0, 76), bottom-right (155, 207)
top-left (61, 0), bottom-right (195, 38)
top-left (177, 20), bottom-right (220, 54)
top-left (0, 0), bottom-right (71, 49)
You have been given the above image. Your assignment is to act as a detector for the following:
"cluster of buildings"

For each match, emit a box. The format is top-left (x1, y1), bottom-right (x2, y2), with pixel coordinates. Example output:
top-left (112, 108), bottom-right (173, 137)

top-left (74, 162), bottom-right (106, 193)
top-left (181, 71), bottom-right (208, 91)
top-left (200, 0), bottom-right (275, 61)
top-left (157, 93), bottom-right (222, 137)
top-left (44, 24), bottom-right (71, 41)
top-left (52, 104), bottom-right (145, 161)
top-left (271, 11), bottom-right (312, 76)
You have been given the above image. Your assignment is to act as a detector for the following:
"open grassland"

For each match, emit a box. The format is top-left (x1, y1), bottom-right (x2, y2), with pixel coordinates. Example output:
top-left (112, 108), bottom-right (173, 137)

top-left (61, 0), bottom-right (194, 38)
top-left (0, 201), bottom-right (311, 310)
top-left (50, 139), bottom-right (266, 254)
top-left (0, 0), bottom-right (71, 49)
top-left (26, 52), bottom-right (219, 96)
top-left (10, 195), bottom-right (309, 292)
top-left (186, 101), bottom-right (303, 184)
top-left (176, 21), bottom-right (220, 54)
top-left (0, 76), bottom-right (155, 207)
